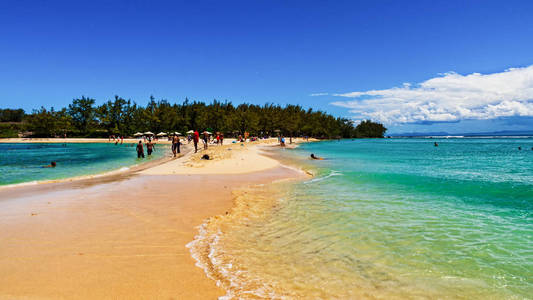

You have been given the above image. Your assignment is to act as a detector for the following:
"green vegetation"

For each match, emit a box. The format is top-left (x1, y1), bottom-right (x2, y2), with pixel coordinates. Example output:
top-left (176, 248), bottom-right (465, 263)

top-left (0, 109), bottom-right (25, 122)
top-left (0, 109), bottom-right (26, 137)
top-left (0, 97), bottom-right (387, 138)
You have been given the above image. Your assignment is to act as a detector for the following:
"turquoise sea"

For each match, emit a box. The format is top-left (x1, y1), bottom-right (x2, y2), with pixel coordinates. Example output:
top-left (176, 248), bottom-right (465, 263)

top-left (0, 143), bottom-right (166, 186)
top-left (191, 138), bottom-right (533, 299)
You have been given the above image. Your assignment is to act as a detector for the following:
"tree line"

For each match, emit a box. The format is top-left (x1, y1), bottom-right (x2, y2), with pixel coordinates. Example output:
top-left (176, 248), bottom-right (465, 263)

top-left (0, 97), bottom-right (386, 138)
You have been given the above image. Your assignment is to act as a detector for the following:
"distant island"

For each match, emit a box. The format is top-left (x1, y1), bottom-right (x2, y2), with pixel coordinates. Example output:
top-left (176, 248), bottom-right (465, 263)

top-left (0, 96), bottom-right (387, 139)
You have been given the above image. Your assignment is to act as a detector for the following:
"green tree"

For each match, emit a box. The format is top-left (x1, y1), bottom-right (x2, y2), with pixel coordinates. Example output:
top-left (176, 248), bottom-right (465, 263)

top-left (354, 120), bottom-right (387, 138)
top-left (68, 97), bottom-right (96, 134)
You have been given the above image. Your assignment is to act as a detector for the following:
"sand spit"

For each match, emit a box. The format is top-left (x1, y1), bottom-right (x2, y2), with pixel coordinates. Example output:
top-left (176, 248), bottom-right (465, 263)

top-left (0, 138), bottom-right (310, 299)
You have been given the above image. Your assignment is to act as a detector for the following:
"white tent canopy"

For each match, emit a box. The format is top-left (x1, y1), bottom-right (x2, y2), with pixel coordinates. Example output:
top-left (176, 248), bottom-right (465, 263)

top-left (133, 132), bottom-right (143, 136)
top-left (174, 132), bottom-right (181, 135)
top-left (157, 132), bottom-right (167, 136)
top-left (144, 131), bottom-right (154, 135)
top-left (186, 130), bottom-right (194, 134)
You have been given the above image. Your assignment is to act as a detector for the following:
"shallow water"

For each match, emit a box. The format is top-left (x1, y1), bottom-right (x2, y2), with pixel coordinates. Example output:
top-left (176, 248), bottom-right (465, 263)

top-left (0, 143), bottom-right (166, 186)
top-left (190, 138), bottom-right (533, 299)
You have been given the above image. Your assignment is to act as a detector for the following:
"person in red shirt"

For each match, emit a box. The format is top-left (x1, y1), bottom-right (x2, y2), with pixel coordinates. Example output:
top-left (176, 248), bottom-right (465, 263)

top-left (193, 130), bottom-right (200, 153)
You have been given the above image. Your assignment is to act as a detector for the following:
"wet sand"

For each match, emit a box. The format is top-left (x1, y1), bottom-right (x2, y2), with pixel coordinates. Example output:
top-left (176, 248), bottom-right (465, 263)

top-left (0, 166), bottom-right (300, 299)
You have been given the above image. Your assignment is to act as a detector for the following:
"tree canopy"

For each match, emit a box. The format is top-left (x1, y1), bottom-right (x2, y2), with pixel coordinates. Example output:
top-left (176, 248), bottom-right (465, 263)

top-left (1, 96), bottom-right (387, 138)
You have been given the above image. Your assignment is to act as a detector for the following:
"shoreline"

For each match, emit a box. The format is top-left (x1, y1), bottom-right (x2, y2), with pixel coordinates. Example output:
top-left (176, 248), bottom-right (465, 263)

top-left (0, 143), bottom-right (183, 191)
top-left (0, 138), bottom-right (310, 299)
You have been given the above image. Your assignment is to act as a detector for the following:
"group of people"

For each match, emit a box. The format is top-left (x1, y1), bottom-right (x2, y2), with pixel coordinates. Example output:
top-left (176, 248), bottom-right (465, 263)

top-left (135, 131), bottom-right (226, 158)
top-left (190, 131), bottom-right (224, 153)
top-left (109, 135), bottom-right (124, 145)
top-left (136, 138), bottom-right (156, 158)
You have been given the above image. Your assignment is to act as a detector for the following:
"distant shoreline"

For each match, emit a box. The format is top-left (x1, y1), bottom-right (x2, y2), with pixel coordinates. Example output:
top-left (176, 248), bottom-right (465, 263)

top-left (0, 137), bottom-right (173, 144)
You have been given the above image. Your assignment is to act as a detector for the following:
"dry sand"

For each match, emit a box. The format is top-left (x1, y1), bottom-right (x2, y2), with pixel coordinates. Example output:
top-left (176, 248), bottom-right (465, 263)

top-left (0, 139), bottom-right (307, 299)
top-left (142, 139), bottom-right (283, 175)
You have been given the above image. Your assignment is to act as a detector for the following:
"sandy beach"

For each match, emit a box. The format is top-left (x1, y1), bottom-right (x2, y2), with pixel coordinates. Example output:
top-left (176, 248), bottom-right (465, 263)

top-left (0, 138), bottom-right (306, 299)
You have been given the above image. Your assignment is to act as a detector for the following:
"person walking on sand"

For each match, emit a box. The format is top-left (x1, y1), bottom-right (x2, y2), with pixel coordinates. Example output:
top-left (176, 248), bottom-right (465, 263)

top-left (193, 130), bottom-right (200, 153)
top-left (136, 141), bottom-right (145, 158)
top-left (172, 134), bottom-right (181, 157)
top-left (203, 131), bottom-right (209, 150)
top-left (146, 140), bottom-right (155, 156)
top-left (220, 133), bottom-right (224, 145)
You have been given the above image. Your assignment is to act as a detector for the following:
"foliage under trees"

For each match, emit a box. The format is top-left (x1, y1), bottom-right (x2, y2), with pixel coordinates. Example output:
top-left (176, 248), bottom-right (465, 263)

top-left (1, 96), bottom-right (387, 138)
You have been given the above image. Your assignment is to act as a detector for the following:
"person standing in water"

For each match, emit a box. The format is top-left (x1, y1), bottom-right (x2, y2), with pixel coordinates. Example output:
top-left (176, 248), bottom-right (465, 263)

top-left (136, 141), bottom-right (144, 158)
top-left (146, 139), bottom-right (155, 156)
top-left (193, 130), bottom-right (200, 153)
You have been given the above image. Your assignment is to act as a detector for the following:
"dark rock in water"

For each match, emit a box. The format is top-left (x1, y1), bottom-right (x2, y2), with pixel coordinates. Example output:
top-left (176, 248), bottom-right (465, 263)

top-left (201, 154), bottom-right (210, 160)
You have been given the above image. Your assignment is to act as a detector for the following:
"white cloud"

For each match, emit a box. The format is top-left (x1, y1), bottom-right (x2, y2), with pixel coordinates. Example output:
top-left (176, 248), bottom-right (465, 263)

top-left (330, 65), bottom-right (533, 124)
top-left (310, 92), bottom-right (329, 96)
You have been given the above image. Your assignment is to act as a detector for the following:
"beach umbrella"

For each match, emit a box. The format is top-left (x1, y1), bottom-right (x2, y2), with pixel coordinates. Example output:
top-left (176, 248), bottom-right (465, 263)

top-left (157, 132), bottom-right (167, 136)
top-left (133, 132), bottom-right (143, 136)
top-left (144, 131), bottom-right (154, 135)
top-left (203, 131), bottom-right (212, 135)
top-left (186, 130), bottom-right (194, 134)
top-left (174, 132), bottom-right (181, 135)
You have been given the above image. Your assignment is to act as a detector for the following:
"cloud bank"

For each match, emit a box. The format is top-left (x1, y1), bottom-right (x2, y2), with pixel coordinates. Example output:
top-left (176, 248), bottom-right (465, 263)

top-left (331, 65), bottom-right (533, 124)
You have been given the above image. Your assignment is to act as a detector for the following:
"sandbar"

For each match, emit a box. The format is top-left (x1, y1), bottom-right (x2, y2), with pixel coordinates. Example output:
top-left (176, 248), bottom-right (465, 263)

top-left (0, 140), bottom-right (306, 299)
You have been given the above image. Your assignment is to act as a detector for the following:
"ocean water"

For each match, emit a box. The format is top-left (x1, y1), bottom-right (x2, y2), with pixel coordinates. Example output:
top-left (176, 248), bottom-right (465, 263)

top-left (0, 143), bottom-right (166, 186)
top-left (190, 138), bottom-right (533, 299)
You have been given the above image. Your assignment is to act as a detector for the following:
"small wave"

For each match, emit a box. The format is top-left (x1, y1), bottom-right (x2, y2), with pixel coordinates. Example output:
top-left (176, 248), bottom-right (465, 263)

top-left (303, 170), bottom-right (343, 184)
top-left (0, 180), bottom-right (40, 190)
top-left (186, 185), bottom-right (291, 299)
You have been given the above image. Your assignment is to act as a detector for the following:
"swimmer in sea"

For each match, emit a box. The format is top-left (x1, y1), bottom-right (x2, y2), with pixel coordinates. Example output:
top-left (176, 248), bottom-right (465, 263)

top-left (44, 161), bottom-right (57, 168)
top-left (310, 153), bottom-right (324, 160)
top-left (434, 142), bottom-right (438, 147)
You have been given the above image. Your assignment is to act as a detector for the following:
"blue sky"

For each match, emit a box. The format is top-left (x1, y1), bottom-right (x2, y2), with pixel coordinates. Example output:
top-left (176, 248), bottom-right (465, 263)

top-left (1, 0), bottom-right (533, 134)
